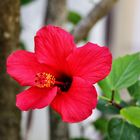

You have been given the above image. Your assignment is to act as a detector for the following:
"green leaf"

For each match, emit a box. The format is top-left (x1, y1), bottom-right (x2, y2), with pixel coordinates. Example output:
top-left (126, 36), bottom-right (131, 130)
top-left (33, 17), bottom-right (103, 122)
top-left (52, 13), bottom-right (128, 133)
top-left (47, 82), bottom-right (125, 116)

top-left (108, 118), bottom-right (140, 140)
top-left (128, 80), bottom-right (140, 101)
top-left (98, 80), bottom-right (121, 102)
top-left (94, 117), bottom-right (108, 133)
top-left (21, 0), bottom-right (34, 5)
top-left (99, 53), bottom-right (140, 91)
top-left (111, 53), bottom-right (140, 89)
top-left (97, 97), bottom-right (120, 114)
top-left (68, 11), bottom-right (82, 25)
top-left (120, 106), bottom-right (140, 128)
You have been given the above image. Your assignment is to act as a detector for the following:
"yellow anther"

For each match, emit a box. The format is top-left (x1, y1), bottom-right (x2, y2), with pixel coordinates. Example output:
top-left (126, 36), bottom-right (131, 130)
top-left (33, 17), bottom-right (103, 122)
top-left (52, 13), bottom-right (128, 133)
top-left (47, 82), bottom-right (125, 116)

top-left (35, 72), bottom-right (55, 88)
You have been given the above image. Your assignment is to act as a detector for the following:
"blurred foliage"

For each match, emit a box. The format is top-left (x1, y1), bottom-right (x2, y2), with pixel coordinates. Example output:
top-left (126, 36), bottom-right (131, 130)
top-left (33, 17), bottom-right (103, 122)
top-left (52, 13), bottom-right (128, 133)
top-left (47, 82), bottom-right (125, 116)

top-left (68, 11), bottom-right (82, 25)
top-left (108, 118), bottom-right (140, 140)
top-left (71, 138), bottom-right (89, 140)
top-left (97, 96), bottom-right (120, 114)
top-left (83, 36), bottom-right (88, 42)
top-left (95, 52), bottom-right (140, 140)
top-left (20, 42), bottom-right (26, 50)
top-left (21, 0), bottom-right (34, 5)
top-left (94, 117), bottom-right (108, 133)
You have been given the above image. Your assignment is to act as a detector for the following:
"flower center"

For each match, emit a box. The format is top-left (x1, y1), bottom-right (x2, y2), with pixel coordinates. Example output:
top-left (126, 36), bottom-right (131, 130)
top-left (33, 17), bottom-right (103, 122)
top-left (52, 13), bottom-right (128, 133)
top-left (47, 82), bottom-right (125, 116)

top-left (35, 72), bottom-right (72, 92)
top-left (35, 72), bottom-right (55, 88)
top-left (56, 75), bottom-right (72, 92)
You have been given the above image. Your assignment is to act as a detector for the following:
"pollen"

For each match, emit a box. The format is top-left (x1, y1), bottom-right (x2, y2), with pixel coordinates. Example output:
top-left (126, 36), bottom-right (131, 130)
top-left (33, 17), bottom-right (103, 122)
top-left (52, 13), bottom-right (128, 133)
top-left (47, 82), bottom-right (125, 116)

top-left (35, 72), bottom-right (55, 88)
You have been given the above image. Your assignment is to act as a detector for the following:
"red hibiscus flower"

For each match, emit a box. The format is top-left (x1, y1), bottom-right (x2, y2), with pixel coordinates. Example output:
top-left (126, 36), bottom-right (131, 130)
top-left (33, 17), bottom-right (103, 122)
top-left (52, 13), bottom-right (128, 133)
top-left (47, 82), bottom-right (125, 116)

top-left (7, 25), bottom-right (112, 123)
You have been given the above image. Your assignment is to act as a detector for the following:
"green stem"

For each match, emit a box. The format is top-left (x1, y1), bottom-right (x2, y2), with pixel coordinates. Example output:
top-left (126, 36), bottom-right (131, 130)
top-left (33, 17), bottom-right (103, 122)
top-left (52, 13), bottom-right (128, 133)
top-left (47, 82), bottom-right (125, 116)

top-left (111, 90), bottom-right (115, 101)
top-left (110, 90), bottom-right (122, 109)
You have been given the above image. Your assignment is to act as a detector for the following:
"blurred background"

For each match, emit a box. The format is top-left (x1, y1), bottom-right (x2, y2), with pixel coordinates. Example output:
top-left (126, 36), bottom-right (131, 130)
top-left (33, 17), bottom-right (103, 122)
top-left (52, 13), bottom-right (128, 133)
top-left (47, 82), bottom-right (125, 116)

top-left (0, 0), bottom-right (140, 140)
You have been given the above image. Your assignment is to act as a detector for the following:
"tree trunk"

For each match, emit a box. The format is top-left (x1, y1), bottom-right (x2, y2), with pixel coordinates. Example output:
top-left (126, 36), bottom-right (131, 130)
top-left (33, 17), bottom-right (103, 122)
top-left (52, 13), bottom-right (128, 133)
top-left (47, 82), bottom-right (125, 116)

top-left (44, 0), bottom-right (69, 140)
top-left (0, 0), bottom-right (21, 140)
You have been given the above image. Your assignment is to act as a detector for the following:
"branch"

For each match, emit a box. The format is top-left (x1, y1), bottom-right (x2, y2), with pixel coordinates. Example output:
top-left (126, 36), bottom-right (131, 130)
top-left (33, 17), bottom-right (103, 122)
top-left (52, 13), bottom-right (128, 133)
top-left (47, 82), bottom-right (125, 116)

top-left (111, 102), bottom-right (122, 110)
top-left (73, 0), bottom-right (118, 42)
top-left (44, 0), bottom-right (67, 26)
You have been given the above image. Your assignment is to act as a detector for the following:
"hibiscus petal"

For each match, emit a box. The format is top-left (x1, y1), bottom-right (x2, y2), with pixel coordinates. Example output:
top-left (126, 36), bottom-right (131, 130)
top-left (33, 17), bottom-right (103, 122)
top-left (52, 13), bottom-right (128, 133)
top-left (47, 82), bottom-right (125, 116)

top-left (67, 42), bottom-right (112, 84)
top-left (51, 77), bottom-right (97, 123)
top-left (35, 25), bottom-right (76, 72)
top-left (16, 86), bottom-right (57, 111)
top-left (7, 50), bottom-right (52, 86)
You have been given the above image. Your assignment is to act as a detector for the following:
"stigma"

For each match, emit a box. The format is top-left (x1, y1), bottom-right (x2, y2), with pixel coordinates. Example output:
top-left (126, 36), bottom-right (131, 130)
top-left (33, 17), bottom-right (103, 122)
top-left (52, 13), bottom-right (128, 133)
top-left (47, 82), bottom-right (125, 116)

top-left (35, 72), bottom-right (55, 88)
